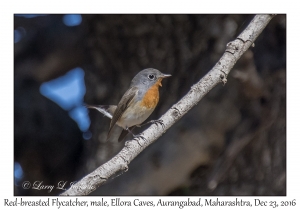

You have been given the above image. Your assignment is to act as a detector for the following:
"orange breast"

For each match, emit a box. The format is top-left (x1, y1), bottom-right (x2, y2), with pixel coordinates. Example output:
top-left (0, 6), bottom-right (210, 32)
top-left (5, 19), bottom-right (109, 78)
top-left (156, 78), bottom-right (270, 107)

top-left (140, 78), bottom-right (162, 109)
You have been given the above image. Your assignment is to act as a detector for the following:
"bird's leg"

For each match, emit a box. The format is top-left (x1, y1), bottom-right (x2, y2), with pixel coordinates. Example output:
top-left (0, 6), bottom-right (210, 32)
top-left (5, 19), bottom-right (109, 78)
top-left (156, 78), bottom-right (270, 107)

top-left (125, 126), bottom-right (137, 138)
top-left (126, 126), bottom-right (146, 142)
top-left (136, 119), bottom-right (165, 129)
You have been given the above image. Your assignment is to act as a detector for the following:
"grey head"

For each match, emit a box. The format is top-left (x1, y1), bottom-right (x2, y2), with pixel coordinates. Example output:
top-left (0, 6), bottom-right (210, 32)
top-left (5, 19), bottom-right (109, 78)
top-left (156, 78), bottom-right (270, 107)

top-left (130, 68), bottom-right (171, 90)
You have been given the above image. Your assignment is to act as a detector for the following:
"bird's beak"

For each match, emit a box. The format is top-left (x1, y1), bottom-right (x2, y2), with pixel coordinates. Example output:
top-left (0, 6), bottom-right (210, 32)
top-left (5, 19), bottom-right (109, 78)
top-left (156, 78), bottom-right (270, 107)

top-left (158, 73), bottom-right (171, 87)
top-left (161, 74), bottom-right (172, 78)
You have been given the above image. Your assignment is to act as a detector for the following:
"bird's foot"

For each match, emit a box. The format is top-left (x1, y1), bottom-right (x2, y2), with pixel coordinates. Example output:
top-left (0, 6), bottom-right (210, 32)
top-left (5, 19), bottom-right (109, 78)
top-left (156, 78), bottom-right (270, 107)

top-left (137, 119), bottom-right (165, 128)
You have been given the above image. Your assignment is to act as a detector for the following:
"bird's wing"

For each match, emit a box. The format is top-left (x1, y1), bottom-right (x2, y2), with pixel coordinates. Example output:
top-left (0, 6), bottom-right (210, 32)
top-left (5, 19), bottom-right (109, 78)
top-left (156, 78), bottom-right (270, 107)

top-left (107, 86), bottom-right (139, 139)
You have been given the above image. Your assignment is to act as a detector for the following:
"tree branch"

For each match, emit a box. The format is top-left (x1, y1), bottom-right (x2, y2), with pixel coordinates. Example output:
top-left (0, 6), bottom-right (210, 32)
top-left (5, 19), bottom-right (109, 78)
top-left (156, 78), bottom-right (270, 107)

top-left (60, 14), bottom-right (274, 196)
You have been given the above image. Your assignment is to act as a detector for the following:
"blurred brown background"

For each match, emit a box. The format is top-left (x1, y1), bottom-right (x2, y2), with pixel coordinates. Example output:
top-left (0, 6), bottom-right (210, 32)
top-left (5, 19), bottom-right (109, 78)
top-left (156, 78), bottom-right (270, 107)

top-left (14, 14), bottom-right (286, 196)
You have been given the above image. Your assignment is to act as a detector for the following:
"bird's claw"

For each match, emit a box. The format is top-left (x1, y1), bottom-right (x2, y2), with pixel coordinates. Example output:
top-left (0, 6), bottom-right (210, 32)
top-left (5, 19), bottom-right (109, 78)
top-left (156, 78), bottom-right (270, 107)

top-left (151, 119), bottom-right (165, 128)
top-left (130, 134), bottom-right (146, 147)
top-left (137, 119), bottom-right (164, 128)
top-left (134, 133), bottom-right (146, 142)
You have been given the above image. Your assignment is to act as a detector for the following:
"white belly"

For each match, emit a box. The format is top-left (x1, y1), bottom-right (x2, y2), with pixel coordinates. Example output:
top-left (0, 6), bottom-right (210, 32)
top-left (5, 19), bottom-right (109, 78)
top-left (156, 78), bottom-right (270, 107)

top-left (116, 102), bottom-right (155, 129)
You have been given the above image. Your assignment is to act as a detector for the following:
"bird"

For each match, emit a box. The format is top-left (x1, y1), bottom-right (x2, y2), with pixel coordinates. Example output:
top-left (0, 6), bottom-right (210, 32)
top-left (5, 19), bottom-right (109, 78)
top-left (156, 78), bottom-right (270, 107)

top-left (86, 68), bottom-right (171, 142)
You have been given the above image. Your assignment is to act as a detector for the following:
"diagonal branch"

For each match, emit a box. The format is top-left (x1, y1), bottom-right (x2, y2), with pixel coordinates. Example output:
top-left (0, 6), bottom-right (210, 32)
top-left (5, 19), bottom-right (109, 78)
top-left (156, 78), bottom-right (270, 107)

top-left (61, 14), bottom-right (275, 196)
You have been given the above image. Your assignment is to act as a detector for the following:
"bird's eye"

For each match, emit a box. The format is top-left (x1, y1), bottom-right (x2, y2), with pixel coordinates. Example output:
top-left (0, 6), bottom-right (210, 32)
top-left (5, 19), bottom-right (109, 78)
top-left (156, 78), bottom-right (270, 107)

top-left (148, 74), bottom-right (155, 80)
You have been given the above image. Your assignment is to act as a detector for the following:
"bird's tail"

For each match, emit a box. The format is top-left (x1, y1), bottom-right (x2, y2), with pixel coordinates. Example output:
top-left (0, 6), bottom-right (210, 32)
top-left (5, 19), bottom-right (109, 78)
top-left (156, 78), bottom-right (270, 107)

top-left (85, 104), bottom-right (117, 119)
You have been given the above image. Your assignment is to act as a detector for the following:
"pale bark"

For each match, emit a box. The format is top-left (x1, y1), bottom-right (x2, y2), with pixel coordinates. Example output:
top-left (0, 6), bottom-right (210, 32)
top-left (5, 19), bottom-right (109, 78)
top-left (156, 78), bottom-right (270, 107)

top-left (61, 14), bottom-right (275, 196)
